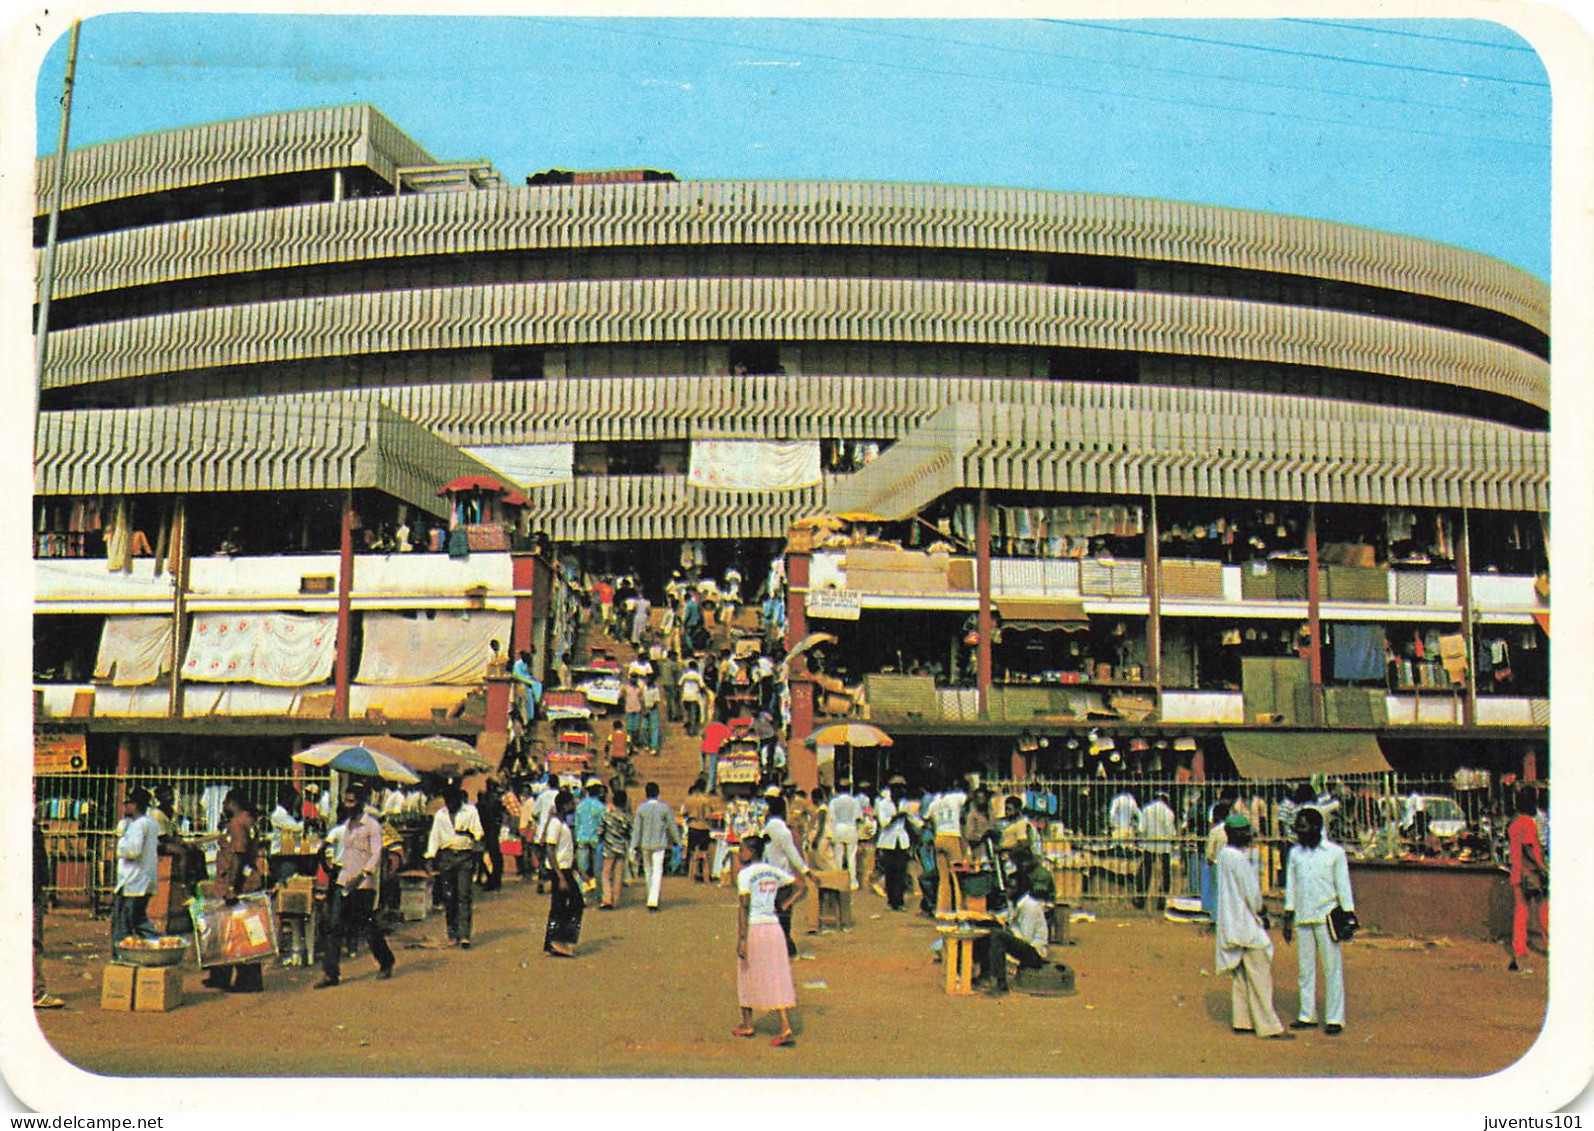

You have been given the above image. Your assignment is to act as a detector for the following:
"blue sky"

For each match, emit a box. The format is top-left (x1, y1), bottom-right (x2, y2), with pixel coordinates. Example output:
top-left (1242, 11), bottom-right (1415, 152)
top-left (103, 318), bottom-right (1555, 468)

top-left (34, 14), bottom-right (1551, 280)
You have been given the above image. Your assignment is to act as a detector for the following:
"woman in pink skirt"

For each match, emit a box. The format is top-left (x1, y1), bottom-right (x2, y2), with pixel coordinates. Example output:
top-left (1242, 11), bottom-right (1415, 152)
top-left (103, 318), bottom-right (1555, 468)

top-left (733, 834), bottom-right (806, 1046)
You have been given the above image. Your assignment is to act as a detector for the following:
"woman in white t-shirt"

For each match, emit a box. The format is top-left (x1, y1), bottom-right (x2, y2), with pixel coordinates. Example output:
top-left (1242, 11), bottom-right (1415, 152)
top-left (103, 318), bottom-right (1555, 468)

top-left (732, 834), bottom-right (804, 1047)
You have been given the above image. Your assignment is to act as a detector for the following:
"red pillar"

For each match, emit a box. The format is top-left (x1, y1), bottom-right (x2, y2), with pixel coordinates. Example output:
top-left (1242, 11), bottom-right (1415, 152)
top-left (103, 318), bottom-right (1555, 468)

top-left (1010, 750), bottom-right (1028, 781)
top-left (976, 489), bottom-right (993, 719)
top-left (1305, 503), bottom-right (1323, 726)
top-left (333, 490), bottom-right (354, 721)
top-left (512, 553), bottom-right (538, 663)
top-left (785, 538), bottom-right (816, 792)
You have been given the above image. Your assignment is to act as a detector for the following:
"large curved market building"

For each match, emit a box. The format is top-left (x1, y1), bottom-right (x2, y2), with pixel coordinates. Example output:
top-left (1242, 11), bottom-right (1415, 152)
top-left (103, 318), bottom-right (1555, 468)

top-left (32, 104), bottom-right (1549, 798)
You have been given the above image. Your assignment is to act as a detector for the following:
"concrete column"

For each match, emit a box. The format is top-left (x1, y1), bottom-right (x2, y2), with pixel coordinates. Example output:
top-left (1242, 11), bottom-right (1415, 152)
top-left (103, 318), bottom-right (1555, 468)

top-left (1305, 503), bottom-right (1324, 726)
top-left (785, 538), bottom-right (816, 792)
top-left (1457, 508), bottom-right (1477, 727)
top-left (976, 489), bottom-right (993, 719)
top-left (1146, 495), bottom-right (1161, 685)
top-left (333, 491), bottom-right (354, 720)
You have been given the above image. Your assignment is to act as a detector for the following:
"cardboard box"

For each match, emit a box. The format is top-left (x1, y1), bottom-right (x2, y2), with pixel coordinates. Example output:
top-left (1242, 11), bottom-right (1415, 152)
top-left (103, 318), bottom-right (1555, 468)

top-left (101, 963), bottom-right (136, 1011)
top-left (134, 965), bottom-right (184, 1012)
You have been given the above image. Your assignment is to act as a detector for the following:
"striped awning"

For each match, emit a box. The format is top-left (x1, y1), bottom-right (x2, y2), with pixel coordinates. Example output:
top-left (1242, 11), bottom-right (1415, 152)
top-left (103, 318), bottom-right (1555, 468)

top-left (996, 599), bottom-right (1089, 630)
top-left (826, 395), bottom-right (1548, 517)
top-left (34, 400), bottom-right (503, 518)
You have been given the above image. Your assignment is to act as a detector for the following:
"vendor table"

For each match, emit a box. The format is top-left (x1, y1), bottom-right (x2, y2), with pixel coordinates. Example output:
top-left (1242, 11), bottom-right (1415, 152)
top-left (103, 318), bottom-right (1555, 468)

top-left (935, 920), bottom-right (992, 996)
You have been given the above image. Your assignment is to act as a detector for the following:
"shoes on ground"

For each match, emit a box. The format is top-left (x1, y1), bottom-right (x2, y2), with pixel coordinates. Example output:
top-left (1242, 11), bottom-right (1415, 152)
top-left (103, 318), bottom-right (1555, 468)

top-left (33, 993), bottom-right (65, 1010)
top-left (460, 940), bottom-right (472, 950)
top-left (1290, 1019), bottom-right (1317, 1029)
top-left (377, 965), bottom-right (394, 980)
top-left (312, 977), bottom-right (340, 989)
top-left (1324, 1024), bottom-right (1343, 1036)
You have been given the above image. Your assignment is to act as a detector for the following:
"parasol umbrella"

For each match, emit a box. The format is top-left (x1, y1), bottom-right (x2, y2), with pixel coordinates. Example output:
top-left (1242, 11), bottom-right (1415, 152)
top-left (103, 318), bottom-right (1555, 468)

top-left (787, 631), bottom-right (838, 661)
top-left (805, 723), bottom-right (893, 790)
top-left (292, 736), bottom-right (421, 784)
top-left (437, 474), bottom-right (510, 496)
top-left (835, 511), bottom-right (887, 524)
top-left (412, 735), bottom-right (494, 773)
top-left (791, 515), bottom-right (845, 531)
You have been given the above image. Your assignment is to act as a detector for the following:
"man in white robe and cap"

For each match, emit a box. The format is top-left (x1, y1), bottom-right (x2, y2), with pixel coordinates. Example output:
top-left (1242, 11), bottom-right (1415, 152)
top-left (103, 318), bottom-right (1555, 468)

top-left (1214, 812), bottom-right (1292, 1039)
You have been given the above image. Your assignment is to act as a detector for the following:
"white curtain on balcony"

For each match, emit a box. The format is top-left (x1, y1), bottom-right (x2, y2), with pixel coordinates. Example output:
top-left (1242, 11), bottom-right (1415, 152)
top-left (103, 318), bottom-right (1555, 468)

top-left (182, 612), bottom-right (338, 685)
top-left (355, 610), bottom-right (512, 685)
top-left (94, 615), bottom-right (174, 686)
top-left (688, 440), bottom-right (821, 491)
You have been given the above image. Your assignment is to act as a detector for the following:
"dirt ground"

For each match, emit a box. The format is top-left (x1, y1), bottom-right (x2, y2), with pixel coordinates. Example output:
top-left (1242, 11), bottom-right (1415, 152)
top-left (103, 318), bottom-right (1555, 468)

top-left (25, 867), bottom-right (1549, 1089)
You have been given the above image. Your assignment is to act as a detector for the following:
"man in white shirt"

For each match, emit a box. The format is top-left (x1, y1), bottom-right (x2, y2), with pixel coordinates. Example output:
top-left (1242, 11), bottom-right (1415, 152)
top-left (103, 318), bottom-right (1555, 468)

top-left (925, 782), bottom-right (966, 913)
top-left (1108, 787), bottom-right (1142, 841)
top-left (761, 794), bottom-right (811, 953)
top-left (827, 788), bottom-right (863, 890)
top-left (111, 788), bottom-right (160, 960)
top-left (874, 782), bottom-right (914, 912)
top-left (424, 783), bottom-right (485, 948)
top-left (1137, 790), bottom-right (1178, 911)
top-left (522, 780), bottom-right (559, 894)
top-left (1214, 813), bottom-right (1291, 1039)
top-left (981, 876), bottom-right (1050, 996)
top-left (542, 790), bottom-right (583, 957)
top-left (1282, 806), bottom-right (1356, 1035)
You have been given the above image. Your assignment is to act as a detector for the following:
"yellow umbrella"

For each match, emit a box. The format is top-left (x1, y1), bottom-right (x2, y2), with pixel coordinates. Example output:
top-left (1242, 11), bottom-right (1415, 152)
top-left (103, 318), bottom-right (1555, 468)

top-left (835, 511), bottom-right (887, 524)
top-left (791, 515), bottom-right (845, 531)
top-left (805, 722), bottom-right (893, 790)
top-left (806, 722), bottom-right (893, 748)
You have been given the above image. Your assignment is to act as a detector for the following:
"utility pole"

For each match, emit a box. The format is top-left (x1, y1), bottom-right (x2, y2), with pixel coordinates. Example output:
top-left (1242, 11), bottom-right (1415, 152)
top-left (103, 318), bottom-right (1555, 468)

top-left (35, 20), bottom-right (81, 436)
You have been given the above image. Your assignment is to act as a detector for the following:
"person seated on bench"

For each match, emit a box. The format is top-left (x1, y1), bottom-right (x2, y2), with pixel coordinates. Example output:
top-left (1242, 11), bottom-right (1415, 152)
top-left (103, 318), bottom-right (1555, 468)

top-left (976, 874), bottom-right (1050, 996)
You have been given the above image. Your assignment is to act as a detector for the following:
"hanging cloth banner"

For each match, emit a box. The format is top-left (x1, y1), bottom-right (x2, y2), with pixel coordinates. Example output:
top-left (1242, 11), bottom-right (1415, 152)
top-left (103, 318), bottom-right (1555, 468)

top-left (355, 610), bottom-right (513, 685)
top-left (94, 615), bottom-right (174, 686)
top-left (461, 444), bottom-right (574, 488)
top-left (183, 611), bottom-right (338, 686)
top-left (688, 440), bottom-right (822, 491)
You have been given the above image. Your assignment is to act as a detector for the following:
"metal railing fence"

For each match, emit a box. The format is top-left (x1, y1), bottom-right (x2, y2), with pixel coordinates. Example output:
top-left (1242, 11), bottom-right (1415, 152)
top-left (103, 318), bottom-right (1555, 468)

top-left (35, 769), bottom-right (333, 908)
top-left (978, 772), bottom-right (1541, 907)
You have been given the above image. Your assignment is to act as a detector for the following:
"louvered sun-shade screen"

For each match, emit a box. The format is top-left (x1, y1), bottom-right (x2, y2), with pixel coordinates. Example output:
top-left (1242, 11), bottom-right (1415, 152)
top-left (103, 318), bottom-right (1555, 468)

top-left (827, 398), bottom-right (1548, 517)
top-left (33, 401), bottom-right (499, 519)
top-left (40, 277), bottom-right (1548, 412)
top-left (43, 173), bottom-right (1547, 332)
top-left (34, 104), bottom-right (434, 212)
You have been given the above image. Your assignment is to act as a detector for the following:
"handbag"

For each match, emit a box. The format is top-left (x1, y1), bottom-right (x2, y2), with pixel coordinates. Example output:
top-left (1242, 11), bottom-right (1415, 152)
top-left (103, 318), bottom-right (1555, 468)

top-left (1520, 860), bottom-right (1548, 899)
top-left (1327, 905), bottom-right (1360, 943)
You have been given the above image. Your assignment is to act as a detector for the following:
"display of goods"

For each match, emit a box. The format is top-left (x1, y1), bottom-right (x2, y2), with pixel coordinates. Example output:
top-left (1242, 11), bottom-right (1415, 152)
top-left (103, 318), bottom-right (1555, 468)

top-left (189, 893), bottom-right (279, 968)
top-left (118, 936), bottom-right (187, 967)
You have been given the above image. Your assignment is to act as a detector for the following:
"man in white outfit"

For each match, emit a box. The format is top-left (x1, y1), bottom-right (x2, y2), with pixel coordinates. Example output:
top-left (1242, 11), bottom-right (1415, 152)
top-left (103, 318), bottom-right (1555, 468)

top-left (1282, 806), bottom-right (1356, 1035)
top-left (1214, 812), bottom-right (1292, 1040)
top-left (629, 782), bottom-right (680, 911)
top-left (827, 787), bottom-right (863, 890)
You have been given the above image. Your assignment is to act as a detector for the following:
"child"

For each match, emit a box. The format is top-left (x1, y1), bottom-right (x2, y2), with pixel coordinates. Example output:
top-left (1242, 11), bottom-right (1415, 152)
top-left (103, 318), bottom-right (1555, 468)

top-left (607, 719), bottom-right (632, 783)
top-left (732, 834), bottom-right (805, 1047)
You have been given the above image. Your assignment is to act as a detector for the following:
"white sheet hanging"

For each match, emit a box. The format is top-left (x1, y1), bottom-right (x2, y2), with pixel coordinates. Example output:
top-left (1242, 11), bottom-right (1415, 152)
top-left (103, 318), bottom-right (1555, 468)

top-left (94, 616), bottom-right (174, 686)
top-left (182, 611), bottom-right (338, 686)
top-left (355, 610), bottom-right (512, 685)
top-left (688, 440), bottom-right (822, 491)
top-left (461, 444), bottom-right (574, 487)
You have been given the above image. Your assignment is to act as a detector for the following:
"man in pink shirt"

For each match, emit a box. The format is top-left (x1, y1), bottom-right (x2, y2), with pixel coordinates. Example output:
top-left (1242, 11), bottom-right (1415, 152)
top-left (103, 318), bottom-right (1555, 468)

top-left (315, 783), bottom-right (396, 988)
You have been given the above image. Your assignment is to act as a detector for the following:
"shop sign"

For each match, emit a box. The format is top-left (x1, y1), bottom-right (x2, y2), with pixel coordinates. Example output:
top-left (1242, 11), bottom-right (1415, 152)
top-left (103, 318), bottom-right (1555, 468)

top-left (806, 589), bottom-right (861, 621)
top-left (34, 731), bottom-right (87, 774)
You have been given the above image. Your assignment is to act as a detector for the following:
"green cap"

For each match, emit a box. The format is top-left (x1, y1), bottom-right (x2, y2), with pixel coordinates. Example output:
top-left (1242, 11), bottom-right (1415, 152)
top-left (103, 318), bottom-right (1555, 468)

top-left (1224, 812), bottom-right (1252, 830)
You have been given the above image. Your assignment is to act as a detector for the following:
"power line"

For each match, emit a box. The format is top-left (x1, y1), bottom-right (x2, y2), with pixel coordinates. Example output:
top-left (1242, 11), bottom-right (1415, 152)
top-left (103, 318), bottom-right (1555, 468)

top-left (545, 18), bottom-right (1546, 152)
top-left (795, 19), bottom-right (1545, 126)
top-left (1044, 20), bottom-right (1550, 89)
top-left (1279, 18), bottom-right (1542, 54)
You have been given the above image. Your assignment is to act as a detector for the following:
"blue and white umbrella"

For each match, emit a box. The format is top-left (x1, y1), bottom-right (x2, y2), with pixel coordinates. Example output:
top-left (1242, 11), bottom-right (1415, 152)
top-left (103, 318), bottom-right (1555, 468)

top-left (291, 736), bottom-right (422, 784)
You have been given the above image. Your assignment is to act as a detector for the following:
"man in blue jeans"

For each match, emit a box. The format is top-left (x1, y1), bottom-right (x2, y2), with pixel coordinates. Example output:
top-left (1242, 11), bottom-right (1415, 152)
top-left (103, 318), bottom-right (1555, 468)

top-left (573, 781), bottom-right (607, 893)
top-left (111, 787), bottom-right (160, 959)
